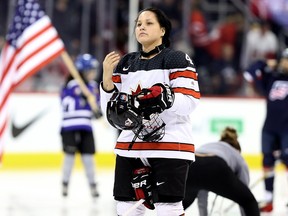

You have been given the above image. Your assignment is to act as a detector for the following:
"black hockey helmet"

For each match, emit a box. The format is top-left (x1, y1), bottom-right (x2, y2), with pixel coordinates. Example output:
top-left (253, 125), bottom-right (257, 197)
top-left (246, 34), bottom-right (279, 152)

top-left (106, 92), bottom-right (142, 130)
top-left (107, 92), bottom-right (166, 146)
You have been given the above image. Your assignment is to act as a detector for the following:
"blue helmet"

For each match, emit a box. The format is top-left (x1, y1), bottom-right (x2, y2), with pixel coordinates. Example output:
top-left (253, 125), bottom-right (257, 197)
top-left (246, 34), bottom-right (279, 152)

top-left (74, 54), bottom-right (99, 72)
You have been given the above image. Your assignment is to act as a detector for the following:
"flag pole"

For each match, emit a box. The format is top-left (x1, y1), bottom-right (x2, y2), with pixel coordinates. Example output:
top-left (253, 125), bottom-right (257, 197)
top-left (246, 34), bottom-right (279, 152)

top-left (61, 50), bottom-right (99, 113)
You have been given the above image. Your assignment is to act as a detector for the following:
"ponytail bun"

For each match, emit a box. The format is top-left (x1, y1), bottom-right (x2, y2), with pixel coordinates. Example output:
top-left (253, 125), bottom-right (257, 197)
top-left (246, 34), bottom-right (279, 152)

top-left (220, 127), bottom-right (241, 152)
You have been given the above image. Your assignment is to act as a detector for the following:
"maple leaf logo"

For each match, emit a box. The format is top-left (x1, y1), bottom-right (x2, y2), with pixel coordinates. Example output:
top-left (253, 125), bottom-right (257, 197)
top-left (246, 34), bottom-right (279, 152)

top-left (131, 84), bottom-right (142, 95)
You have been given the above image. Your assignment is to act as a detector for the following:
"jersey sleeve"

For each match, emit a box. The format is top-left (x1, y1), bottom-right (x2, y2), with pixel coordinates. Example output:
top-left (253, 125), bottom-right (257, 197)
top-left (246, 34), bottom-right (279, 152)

top-left (244, 60), bottom-right (271, 94)
top-left (165, 50), bottom-right (200, 115)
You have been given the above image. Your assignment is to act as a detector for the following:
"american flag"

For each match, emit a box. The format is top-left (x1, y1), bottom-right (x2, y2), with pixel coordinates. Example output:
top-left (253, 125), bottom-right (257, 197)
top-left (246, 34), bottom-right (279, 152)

top-left (0, 0), bottom-right (65, 162)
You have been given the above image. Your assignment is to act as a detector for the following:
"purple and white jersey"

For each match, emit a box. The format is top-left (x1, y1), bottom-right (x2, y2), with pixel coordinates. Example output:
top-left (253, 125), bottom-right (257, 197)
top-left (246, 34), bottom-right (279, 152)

top-left (60, 79), bottom-right (100, 132)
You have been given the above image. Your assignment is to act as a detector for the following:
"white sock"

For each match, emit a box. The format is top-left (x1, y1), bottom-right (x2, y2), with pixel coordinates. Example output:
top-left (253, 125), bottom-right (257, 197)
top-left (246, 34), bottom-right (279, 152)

top-left (264, 190), bottom-right (273, 202)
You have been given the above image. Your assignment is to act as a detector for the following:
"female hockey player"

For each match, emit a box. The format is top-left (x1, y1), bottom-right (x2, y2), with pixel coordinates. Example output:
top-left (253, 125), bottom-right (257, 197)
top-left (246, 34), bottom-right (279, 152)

top-left (60, 53), bottom-right (102, 199)
top-left (100, 7), bottom-right (200, 216)
top-left (183, 127), bottom-right (260, 216)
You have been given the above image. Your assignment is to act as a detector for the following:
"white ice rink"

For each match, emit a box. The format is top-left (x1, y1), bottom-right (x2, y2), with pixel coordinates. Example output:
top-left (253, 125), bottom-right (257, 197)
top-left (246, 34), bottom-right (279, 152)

top-left (0, 168), bottom-right (287, 216)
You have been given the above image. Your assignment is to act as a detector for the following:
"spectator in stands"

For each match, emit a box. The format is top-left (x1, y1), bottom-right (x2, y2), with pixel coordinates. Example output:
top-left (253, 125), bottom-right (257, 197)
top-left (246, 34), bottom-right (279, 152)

top-left (209, 43), bottom-right (242, 95)
top-left (188, 0), bottom-right (212, 68)
top-left (241, 20), bottom-right (278, 70)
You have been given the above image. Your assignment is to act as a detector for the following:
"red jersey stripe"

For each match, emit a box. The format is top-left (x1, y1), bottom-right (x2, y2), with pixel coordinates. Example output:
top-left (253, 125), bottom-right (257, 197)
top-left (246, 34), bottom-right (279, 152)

top-left (115, 142), bottom-right (195, 153)
top-left (170, 70), bottom-right (198, 80)
top-left (112, 75), bottom-right (121, 83)
top-left (173, 87), bottom-right (201, 99)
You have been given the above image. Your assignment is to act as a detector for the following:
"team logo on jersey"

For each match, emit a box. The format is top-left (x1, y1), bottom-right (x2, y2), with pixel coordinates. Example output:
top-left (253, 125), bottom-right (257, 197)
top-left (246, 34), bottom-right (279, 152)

top-left (125, 118), bottom-right (133, 127)
top-left (131, 84), bottom-right (142, 95)
top-left (269, 81), bottom-right (288, 101)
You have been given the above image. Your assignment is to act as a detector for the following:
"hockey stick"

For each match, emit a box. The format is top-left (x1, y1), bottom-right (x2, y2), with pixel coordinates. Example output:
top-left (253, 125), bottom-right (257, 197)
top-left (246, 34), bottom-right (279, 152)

top-left (61, 51), bottom-right (100, 113)
top-left (122, 199), bottom-right (145, 216)
top-left (208, 194), bottom-right (218, 216)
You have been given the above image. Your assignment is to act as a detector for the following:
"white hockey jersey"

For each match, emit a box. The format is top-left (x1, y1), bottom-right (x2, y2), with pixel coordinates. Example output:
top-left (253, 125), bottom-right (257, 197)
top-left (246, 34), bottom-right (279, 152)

top-left (100, 48), bottom-right (200, 161)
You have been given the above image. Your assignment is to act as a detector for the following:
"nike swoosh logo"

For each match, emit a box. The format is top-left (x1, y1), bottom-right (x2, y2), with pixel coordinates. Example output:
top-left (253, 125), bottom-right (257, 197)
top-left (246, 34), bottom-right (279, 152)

top-left (11, 109), bottom-right (48, 138)
top-left (123, 66), bottom-right (130, 71)
top-left (156, 182), bottom-right (165, 186)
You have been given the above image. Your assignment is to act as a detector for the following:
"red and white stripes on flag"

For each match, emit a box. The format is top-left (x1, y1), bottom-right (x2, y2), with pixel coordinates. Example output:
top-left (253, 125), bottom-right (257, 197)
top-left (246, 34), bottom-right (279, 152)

top-left (0, 0), bottom-right (65, 162)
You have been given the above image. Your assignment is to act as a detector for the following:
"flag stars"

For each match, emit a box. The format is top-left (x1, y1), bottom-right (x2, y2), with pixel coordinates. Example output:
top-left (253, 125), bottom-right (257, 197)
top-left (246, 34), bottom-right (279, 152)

top-left (24, 10), bottom-right (31, 17)
top-left (6, 0), bottom-right (46, 47)
top-left (25, 2), bottom-right (32, 9)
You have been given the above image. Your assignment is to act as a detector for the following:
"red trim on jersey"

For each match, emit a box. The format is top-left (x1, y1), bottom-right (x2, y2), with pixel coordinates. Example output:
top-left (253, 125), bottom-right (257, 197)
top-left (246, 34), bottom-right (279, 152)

top-left (169, 70), bottom-right (198, 80)
top-left (173, 87), bottom-right (201, 99)
top-left (115, 142), bottom-right (195, 152)
top-left (112, 75), bottom-right (121, 83)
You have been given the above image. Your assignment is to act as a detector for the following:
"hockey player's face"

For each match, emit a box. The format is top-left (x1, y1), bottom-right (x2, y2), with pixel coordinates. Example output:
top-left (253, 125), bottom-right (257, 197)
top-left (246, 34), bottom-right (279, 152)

top-left (135, 11), bottom-right (165, 49)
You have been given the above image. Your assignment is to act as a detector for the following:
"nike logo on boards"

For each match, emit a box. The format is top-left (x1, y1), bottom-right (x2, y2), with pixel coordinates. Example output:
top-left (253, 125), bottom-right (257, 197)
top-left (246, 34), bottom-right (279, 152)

top-left (11, 109), bottom-right (48, 138)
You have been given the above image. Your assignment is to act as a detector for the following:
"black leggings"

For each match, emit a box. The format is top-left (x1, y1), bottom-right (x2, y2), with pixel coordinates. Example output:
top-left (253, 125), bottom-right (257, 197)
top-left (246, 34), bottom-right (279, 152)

top-left (183, 156), bottom-right (260, 216)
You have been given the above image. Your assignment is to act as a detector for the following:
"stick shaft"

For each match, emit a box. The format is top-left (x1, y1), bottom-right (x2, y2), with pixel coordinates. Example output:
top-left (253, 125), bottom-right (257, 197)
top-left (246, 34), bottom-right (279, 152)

top-left (122, 199), bottom-right (145, 216)
top-left (61, 51), bottom-right (99, 112)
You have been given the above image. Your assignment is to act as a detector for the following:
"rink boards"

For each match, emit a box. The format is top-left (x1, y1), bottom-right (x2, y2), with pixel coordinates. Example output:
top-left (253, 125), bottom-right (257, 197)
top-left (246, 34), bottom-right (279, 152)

top-left (2, 93), bottom-right (284, 170)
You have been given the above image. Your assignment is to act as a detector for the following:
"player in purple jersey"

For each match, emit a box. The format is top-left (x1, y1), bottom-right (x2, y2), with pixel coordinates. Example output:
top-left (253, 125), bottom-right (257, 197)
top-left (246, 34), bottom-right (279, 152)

top-left (60, 53), bottom-right (102, 198)
top-left (244, 48), bottom-right (288, 212)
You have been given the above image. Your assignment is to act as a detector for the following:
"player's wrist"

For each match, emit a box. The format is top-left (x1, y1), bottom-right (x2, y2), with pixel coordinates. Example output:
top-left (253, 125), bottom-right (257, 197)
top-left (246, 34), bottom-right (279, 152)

top-left (102, 80), bottom-right (115, 92)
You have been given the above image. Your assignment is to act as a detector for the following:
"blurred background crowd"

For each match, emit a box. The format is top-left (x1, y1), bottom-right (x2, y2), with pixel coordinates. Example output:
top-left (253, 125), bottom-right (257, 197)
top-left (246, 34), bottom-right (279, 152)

top-left (1, 0), bottom-right (288, 96)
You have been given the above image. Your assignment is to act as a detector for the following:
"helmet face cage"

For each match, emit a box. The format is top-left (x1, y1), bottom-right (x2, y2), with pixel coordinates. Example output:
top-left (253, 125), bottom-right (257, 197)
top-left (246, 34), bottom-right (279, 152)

top-left (107, 92), bottom-right (166, 142)
top-left (132, 113), bottom-right (166, 142)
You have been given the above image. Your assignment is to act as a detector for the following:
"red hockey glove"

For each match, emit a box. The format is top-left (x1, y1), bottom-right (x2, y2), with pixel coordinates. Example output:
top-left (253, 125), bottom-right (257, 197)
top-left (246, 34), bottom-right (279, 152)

top-left (136, 83), bottom-right (174, 118)
top-left (131, 167), bottom-right (155, 210)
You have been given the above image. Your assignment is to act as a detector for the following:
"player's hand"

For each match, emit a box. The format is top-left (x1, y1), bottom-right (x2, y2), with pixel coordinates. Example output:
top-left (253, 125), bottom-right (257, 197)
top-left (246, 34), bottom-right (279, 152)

top-left (93, 110), bottom-right (103, 119)
top-left (136, 83), bottom-right (174, 117)
top-left (131, 167), bottom-right (155, 210)
top-left (102, 51), bottom-right (120, 91)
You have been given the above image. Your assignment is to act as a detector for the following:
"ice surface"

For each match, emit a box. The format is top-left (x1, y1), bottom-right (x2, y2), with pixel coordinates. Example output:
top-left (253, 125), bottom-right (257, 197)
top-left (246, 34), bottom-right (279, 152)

top-left (0, 169), bottom-right (287, 216)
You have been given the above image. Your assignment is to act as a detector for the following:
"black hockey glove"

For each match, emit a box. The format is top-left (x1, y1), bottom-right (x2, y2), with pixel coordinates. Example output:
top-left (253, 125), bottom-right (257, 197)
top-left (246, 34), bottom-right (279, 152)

top-left (92, 110), bottom-right (103, 119)
top-left (131, 167), bottom-right (155, 210)
top-left (136, 83), bottom-right (174, 118)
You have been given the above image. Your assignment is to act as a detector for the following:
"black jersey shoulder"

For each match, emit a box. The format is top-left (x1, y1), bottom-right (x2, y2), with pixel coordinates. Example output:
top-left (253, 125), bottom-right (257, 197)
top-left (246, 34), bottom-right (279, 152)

top-left (162, 48), bottom-right (195, 69)
top-left (115, 48), bottom-right (195, 74)
top-left (115, 52), bottom-right (139, 74)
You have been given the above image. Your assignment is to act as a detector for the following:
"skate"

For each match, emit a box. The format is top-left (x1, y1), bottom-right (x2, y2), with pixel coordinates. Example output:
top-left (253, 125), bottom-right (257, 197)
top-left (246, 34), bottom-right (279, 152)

top-left (90, 183), bottom-right (99, 198)
top-left (258, 201), bottom-right (273, 212)
top-left (62, 182), bottom-right (69, 197)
